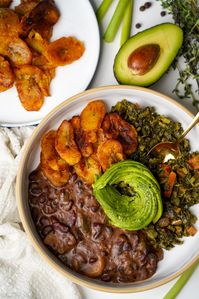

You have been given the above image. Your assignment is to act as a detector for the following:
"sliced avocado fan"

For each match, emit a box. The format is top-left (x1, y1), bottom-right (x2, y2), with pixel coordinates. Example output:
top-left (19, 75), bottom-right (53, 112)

top-left (114, 23), bottom-right (183, 86)
top-left (93, 160), bottom-right (162, 230)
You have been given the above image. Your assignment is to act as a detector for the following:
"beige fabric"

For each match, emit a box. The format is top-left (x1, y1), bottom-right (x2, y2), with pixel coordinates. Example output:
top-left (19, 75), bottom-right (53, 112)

top-left (0, 127), bottom-right (81, 299)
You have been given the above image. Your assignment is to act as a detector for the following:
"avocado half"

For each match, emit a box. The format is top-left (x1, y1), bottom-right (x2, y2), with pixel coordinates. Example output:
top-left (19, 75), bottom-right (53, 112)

top-left (114, 23), bottom-right (183, 86)
top-left (93, 160), bottom-right (162, 230)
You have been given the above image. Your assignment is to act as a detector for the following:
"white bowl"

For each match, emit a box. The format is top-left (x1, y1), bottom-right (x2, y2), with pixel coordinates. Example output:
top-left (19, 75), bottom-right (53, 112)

top-left (16, 85), bottom-right (199, 293)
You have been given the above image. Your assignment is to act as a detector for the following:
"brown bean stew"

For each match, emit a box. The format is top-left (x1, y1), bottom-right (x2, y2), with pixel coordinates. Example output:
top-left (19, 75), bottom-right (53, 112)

top-left (29, 168), bottom-right (163, 283)
top-left (28, 99), bottom-right (199, 283)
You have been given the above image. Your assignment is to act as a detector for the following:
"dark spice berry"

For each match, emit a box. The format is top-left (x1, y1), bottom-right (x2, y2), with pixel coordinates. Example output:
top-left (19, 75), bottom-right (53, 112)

top-left (161, 11), bottom-right (166, 17)
top-left (144, 2), bottom-right (152, 9)
top-left (139, 5), bottom-right (145, 11)
top-left (135, 23), bottom-right (142, 29)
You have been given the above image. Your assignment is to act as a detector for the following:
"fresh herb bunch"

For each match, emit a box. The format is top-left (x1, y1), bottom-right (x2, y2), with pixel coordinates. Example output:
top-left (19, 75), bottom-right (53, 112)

top-left (159, 0), bottom-right (199, 110)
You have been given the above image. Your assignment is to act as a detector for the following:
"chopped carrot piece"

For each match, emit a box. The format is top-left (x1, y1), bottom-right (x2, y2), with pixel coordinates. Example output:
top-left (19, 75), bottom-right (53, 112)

top-left (187, 226), bottom-right (197, 236)
top-left (188, 154), bottom-right (199, 170)
top-left (159, 164), bottom-right (171, 178)
top-left (164, 171), bottom-right (176, 198)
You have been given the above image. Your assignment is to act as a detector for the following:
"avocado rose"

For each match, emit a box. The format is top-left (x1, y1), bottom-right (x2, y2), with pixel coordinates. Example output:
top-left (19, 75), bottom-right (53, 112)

top-left (93, 160), bottom-right (162, 230)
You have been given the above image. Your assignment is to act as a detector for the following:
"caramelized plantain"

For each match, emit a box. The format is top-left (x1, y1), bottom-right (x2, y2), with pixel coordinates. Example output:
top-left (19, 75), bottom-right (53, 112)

top-left (0, 55), bottom-right (14, 92)
top-left (27, 31), bottom-right (85, 67)
top-left (70, 115), bottom-right (81, 133)
top-left (21, 0), bottom-right (60, 39)
top-left (32, 53), bottom-right (53, 70)
top-left (5, 38), bottom-right (32, 66)
top-left (0, 8), bottom-right (21, 36)
top-left (74, 154), bottom-right (101, 185)
top-left (41, 154), bottom-right (69, 187)
top-left (102, 113), bottom-right (138, 155)
top-left (15, 0), bottom-right (40, 17)
top-left (15, 65), bottom-right (45, 111)
top-left (26, 30), bottom-right (48, 55)
top-left (78, 134), bottom-right (93, 158)
top-left (40, 130), bottom-right (69, 187)
top-left (55, 120), bottom-right (81, 166)
top-left (41, 130), bottom-right (68, 171)
top-left (80, 100), bottom-right (106, 132)
top-left (97, 139), bottom-right (125, 171)
top-left (0, 0), bottom-right (12, 8)
top-left (101, 114), bottom-right (118, 140)
top-left (38, 68), bottom-right (55, 97)
top-left (31, 46), bottom-right (55, 72)
top-left (70, 115), bottom-right (95, 158)
top-left (46, 37), bottom-right (85, 66)
top-left (35, 24), bottom-right (53, 41)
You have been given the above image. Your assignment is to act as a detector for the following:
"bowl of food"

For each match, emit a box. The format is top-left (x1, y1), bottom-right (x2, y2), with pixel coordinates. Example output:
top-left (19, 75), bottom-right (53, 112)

top-left (16, 85), bottom-right (199, 293)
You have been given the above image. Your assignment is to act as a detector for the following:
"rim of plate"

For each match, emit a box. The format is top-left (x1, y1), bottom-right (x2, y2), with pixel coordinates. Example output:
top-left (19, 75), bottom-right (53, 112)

top-left (16, 85), bottom-right (199, 293)
top-left (1, 0), bottom-right (100, 128)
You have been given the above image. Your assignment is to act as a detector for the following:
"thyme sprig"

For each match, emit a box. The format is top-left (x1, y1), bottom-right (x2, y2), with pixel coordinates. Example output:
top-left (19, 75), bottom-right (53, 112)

top-left (159, 0), bottom-right (199, 110)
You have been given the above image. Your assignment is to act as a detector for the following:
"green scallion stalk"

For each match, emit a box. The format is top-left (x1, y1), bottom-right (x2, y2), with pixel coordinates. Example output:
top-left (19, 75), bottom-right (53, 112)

top-left (120, 0), bottom-right (133, 46)
top-left (103, 0), bottom-right (129, 43)
top-left (96, 0), bottom-right (113, 23)
top-left (163, 261), bottom-right (199, 299)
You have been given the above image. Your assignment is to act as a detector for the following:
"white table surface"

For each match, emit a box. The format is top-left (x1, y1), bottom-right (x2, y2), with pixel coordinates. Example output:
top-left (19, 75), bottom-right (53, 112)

top-left (77, 0), bottom-right (199, 298)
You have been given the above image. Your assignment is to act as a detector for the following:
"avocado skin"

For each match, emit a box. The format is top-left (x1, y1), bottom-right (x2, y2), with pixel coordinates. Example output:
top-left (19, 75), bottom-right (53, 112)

top-left (93, 160), bottom-right (162, 231)
top-left (113, 23), bottom-right (183, 87)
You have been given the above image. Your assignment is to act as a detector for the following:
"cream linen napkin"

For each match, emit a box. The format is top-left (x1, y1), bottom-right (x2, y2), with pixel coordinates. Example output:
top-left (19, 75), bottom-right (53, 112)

top-left (0, 127), bottom-right (81, 299)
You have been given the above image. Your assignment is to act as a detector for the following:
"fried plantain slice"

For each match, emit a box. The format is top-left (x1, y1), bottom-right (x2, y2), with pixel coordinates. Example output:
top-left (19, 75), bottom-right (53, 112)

top-left (15, 65), bottom-right (44, 111)
top-left (5, 37), bottom-right (32, 66)
top-left (55, 120), bottom-right (81, 166)
top-left (41, 153), bottom-right (69, 187)
top-left (74, 154), bottom-right (101, 185)
top-left (0, 8), bottom-right (21, 36)
top-left (102, 113), bottom-right (138, 155)
top-left (15, 0), bottom-right (40, 17)
top-left (101, 114), bottom-right (118, 140)
top-left (0, 36), bottom-right (8, 56)
top-left (21, 0), bottom-right (60, 39)
top-left (34, 20), bottom-right (53, 40)
top-left (0, 0), bottom-right (12, 8)
top-left (26, 30), bottom-right (48, 55)
top-left (32, 53), bottom-right (53, 70)
top-left (80, 100), bottom-right (106, 132)
top-left (41, 130), bottom-right (68, 171)
top-left (38, 68), bottom-right (55, 97)
top-left (78, 134), bottom-right (93, 158)
top-left (45, 37), bottom-right (85, 66)
top-left (70, 115), bottom-right (95, 158)
top-left (27, 32), bottom-right (85, 67)
top-left (97, 139), bottom-right (125, 171)
top-left (0, 55), bottom-right (14, 92)
top-left (70, 115), bottom-right (81, 133)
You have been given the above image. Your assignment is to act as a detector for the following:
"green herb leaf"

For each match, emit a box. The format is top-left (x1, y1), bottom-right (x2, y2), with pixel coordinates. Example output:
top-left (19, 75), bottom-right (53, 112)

top-left (159, 0), bottom-right (199, 110)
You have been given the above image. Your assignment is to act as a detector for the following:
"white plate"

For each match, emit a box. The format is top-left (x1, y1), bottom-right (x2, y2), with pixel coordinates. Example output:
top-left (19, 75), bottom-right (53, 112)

top-left (0, 0), bottom-right (100, 127)
top-left (16, 86), bottom-right (199, 293)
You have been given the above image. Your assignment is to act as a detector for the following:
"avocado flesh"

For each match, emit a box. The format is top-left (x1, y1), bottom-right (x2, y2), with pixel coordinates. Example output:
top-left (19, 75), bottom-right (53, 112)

top-left (93, 160), bottom-right (162, 230)
top-left (114, 23), bottom-right (183, 86)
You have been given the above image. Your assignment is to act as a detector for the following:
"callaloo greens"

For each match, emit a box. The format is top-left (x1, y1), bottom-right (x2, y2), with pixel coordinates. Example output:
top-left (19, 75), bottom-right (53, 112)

top-left (112, 100), bottom-right (199, 250)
